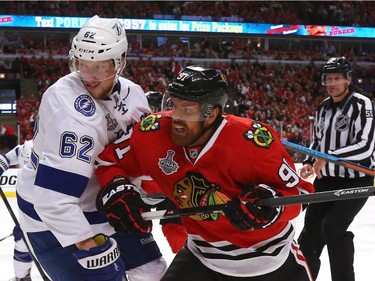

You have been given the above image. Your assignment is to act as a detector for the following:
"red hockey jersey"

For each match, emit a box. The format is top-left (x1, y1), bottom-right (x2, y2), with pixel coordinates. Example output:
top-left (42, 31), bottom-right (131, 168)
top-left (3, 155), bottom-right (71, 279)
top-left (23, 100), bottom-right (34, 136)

top-left (96, 113), bottom-right (314, 276)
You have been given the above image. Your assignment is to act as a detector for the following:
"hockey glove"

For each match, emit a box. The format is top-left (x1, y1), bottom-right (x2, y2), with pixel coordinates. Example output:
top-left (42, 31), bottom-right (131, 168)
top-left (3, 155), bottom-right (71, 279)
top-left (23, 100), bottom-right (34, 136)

top-left (74, 234), bottom-right (125, 281)
top-left (12, 225), bottom-right (24, 242)
top-left (224, 184), bottom-right (282, 231)
top-left (0, 153), bottom-right (9, 176)
top-left (96, 177), bottom-right (152, 233)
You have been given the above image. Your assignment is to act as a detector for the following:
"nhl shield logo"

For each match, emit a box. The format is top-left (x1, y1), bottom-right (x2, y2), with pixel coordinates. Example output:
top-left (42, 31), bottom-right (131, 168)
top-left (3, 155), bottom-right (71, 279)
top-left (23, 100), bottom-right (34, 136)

top-left (159, 150), bottom-right (179, 175)
top-left (335, 114), bottom-right (349, 132)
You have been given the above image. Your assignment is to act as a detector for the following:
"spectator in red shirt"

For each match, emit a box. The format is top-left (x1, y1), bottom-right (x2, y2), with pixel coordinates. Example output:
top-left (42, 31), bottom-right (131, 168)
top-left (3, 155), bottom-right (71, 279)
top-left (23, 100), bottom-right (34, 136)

top-left (0, 124), bottom-right (16, 136)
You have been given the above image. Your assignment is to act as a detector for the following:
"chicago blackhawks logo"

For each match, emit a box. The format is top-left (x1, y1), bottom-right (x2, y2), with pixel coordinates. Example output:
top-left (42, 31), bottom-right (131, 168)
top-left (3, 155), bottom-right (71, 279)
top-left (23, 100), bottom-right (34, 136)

top-left (139, 114), bottom-right (160, 132)
top-left (243, 122), bottom-right (274, 148)
top-left (172, 171), bottom-right (229, 221)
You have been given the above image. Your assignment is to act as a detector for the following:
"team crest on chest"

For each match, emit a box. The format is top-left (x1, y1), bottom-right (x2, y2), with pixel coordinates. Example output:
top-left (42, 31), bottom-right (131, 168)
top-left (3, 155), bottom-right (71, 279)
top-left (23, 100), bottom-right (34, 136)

top-left (139, 114), bottom-right (160, 132)
top-left (74, 94), bottom-right (96, 117)
top-left (172, 171), bottom-right (229, 221)
top-left (159, 150), bottom-right (179, 175)
top-left (243, 122), bottom-right (274, 148)
top-left (335, 114), bottom-right (349, 132)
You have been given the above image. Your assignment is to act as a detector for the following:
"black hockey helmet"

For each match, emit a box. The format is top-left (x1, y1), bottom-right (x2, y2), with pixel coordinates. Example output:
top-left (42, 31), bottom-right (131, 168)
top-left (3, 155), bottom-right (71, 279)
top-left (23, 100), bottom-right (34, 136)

top-left (322, 57), bottom-right (351, 74)
top-left (321, 57), bottom-right (352, 85)
top-left (145, 91), bottom-right (163, 113)
top-left (162, 65), bottom-right (228, 120)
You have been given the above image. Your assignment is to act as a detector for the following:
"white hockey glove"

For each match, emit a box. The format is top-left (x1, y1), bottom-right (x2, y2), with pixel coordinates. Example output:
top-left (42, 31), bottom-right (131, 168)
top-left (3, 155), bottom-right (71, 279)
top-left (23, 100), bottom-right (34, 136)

top-left (74, 234), bottom-right (125, 281)
top-left (0, 153), bottom-right (9, 176)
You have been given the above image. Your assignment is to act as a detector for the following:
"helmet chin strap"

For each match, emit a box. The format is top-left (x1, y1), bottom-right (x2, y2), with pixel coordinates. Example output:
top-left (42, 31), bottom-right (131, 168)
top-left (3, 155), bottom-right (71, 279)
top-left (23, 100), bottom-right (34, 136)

top-left (105, 61), bottom-right (126, 98)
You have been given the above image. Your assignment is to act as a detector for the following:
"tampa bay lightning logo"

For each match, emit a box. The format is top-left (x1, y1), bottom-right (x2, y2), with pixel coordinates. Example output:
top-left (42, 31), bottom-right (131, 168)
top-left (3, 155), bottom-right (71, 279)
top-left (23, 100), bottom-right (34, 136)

top-left (74, 94), bottom-right (96, 117)
top-left (113, 23), bottom-right (122, 36)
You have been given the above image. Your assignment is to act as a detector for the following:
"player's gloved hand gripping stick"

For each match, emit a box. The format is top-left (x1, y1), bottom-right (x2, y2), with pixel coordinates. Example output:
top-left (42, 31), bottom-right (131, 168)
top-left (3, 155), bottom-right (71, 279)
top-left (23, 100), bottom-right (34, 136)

top-left (224, 184), bottom-right (282, 230)
top-left (97, 177), bottom-right (152, 233)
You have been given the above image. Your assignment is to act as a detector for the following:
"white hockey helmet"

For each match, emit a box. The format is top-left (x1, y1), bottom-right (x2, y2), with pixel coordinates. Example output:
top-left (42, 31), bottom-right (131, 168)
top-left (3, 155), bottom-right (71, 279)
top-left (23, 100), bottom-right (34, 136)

top-left (70, 15), bottom-right (128, 65)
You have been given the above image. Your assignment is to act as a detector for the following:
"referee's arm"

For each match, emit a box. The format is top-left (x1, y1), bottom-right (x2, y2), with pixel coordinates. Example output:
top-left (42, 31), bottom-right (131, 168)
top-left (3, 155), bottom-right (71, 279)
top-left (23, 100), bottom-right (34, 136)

top-left (330, 97), bottom-right (375, 162)
top-left (302, 111), bottom-right (320, 166)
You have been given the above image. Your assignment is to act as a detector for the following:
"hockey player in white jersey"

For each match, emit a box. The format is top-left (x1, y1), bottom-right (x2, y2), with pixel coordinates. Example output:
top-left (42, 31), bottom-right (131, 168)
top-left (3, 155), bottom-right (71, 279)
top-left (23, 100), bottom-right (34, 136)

top-left (15, 16), bottom-right (166, 281)
top-left (0, 140), bottom-right (33, 281)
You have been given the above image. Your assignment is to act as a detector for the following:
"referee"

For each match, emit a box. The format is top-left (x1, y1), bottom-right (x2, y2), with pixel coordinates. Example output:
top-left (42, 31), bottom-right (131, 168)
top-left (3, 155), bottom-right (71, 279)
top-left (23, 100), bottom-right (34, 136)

top-left (298, 57), bottom-right (375, 281)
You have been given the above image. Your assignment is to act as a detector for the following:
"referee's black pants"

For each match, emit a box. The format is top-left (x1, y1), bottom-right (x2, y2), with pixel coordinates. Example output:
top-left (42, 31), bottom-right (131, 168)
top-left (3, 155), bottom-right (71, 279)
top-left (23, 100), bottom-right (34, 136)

top-left (298, 176), bottom-right (373, 281)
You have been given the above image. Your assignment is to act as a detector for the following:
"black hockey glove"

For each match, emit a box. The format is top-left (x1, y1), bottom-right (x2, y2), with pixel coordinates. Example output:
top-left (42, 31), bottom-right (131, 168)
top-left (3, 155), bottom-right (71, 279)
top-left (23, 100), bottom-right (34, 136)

top-left (96, 177), bottom-right (152, 233)
top-left (224, 184), bottom-right (282, 231)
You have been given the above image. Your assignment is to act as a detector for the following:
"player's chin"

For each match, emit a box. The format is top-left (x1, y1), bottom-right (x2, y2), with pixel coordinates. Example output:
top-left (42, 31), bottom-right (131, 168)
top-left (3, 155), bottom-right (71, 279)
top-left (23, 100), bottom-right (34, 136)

top-left (88, 88), bottom-right (109, 100)
top-left (171, 132), bottom-right (190, 147)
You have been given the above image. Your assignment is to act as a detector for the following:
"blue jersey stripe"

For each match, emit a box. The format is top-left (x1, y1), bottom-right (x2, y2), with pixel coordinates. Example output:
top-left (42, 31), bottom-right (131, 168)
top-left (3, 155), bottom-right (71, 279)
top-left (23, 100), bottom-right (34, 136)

top-left (17, 193), bottom-right (42, 222)
top-left (35, 164), bottom-right (88, 198)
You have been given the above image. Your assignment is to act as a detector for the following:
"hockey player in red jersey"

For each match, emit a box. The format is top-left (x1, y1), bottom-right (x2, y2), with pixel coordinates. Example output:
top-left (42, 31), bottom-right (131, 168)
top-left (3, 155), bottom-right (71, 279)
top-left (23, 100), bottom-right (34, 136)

top-left (95, 66), bottom-right (315, 280)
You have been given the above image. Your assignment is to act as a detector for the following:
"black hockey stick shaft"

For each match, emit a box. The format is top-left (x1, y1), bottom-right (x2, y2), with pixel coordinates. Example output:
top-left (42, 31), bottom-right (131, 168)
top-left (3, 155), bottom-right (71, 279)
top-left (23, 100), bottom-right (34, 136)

top-left (0, 186), bottom-right (51, 281)
top-left (282, 140), bottom-right (375, 177)
top-left (142, 185), bottom-right (375, 220)
top-left (0, 233), bottom-right (12, 242)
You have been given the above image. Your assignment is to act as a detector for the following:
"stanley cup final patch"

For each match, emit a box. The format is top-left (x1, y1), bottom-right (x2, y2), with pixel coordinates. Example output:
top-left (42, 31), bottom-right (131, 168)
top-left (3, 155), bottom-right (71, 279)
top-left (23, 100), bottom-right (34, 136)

top-left (159, 150), bottom-right (179, 175)
top-left (243, 121), bottom-right (274, 149)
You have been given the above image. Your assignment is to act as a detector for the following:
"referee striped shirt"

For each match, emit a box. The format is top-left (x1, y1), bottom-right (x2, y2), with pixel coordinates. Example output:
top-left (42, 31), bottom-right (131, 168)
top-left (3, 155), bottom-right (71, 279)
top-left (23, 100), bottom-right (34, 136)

top-left (306, 90), bottom-right (375, 178)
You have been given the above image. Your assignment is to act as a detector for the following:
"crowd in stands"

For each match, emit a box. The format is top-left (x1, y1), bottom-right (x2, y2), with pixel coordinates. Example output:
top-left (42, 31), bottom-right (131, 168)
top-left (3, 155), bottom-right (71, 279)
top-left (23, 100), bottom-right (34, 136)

top-left (0, 124), bottom-right (18, 152)
top-left (14, 54), bottom-right (374, 152)
top-left (3, 1), bottom-right (375, 26)
top-left (2, 31), bottom-right (374, 64)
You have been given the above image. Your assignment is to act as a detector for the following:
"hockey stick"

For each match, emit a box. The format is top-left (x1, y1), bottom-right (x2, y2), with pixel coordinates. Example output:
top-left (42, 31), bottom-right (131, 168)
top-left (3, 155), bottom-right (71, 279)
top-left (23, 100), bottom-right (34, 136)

top-left (0, 233), bottom-right (12, 242)
top-left (0, 186), bottom-right (51, 281)
top-left (142, 185), bottom-right (375, 220)
top-left (141, 193), bottom-right (167, 200)
top-left (282, 140), bottom-right (375, 177)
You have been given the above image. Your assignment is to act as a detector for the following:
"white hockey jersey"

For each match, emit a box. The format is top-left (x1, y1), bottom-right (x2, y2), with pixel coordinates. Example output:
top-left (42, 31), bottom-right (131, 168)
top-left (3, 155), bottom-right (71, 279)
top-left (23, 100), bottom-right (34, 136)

top-left (17, 72), bottom-right (150, 247)
top-left (6, 140), bottom-right (33, 167)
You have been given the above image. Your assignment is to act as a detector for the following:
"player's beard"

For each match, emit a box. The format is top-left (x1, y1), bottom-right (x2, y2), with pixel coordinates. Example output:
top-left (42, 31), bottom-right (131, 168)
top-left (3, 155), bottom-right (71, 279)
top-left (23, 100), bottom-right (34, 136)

top-left (171, 120), bottom-right (206, 147)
